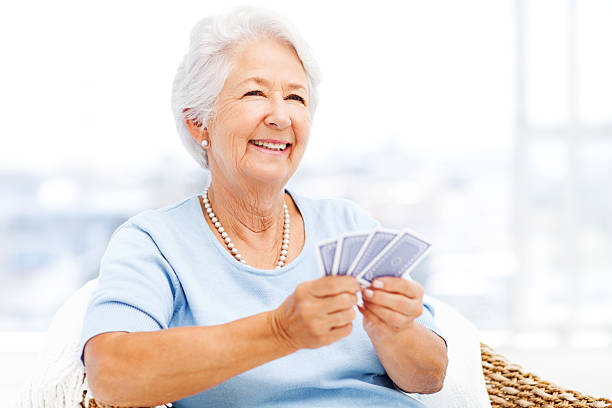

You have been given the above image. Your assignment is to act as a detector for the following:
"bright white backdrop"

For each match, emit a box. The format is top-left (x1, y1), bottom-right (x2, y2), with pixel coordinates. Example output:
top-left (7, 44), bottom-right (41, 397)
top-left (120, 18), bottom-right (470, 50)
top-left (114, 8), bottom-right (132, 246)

top-left (0, 0), bottom-right (514, 172)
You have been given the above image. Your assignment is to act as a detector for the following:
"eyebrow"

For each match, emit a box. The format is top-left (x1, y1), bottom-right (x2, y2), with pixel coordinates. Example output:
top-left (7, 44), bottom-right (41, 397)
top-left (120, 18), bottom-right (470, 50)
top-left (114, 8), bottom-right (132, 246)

top-left (239, 77), bottom-right (307, 92)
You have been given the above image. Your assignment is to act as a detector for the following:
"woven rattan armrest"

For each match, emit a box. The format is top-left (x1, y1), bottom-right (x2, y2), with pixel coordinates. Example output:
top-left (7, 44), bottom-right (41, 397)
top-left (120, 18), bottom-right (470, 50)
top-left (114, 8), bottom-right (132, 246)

top-left (481, 343), bottom-right (612, 407)
top-left (83, 344), bottom-right (612, 408)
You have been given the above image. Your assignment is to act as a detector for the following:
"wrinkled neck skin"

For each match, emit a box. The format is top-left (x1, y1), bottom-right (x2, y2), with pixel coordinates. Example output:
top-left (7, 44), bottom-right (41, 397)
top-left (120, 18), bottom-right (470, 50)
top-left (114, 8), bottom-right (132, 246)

top-left (206, 178), bottom-right (287, 250)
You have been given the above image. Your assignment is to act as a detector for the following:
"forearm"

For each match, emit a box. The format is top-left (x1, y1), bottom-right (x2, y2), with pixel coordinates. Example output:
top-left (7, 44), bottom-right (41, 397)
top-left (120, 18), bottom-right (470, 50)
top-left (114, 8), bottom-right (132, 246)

top-left (371, 322), bottom-right (447, 394)
top-left (87, 310), bottom-right (295, 406)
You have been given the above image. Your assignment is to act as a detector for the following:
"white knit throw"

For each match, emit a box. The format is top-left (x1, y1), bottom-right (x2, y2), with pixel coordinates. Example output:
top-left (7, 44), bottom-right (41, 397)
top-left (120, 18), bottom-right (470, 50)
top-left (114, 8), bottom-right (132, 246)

top-left (14, 279), bottom-right (169, 408)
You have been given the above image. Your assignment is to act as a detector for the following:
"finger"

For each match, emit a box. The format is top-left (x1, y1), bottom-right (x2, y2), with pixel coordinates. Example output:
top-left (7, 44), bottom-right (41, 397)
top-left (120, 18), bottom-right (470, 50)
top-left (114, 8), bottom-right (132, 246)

top-left (361, 288), bottom-right (417, 316)
top-left (325, 292), bottom-right (358, 314)
top-left (329, 321), bottom-right (353, 340)
top-left (358, 304), bottom-right (383, 325)
top-left (328, 307), bottom-right (356, 329)
top-left (362, 300), bottom-right (415, 328)
top-left (371, 277), bottom-right (424, 298)
top-left (311, 276), bottom-right (360, 298)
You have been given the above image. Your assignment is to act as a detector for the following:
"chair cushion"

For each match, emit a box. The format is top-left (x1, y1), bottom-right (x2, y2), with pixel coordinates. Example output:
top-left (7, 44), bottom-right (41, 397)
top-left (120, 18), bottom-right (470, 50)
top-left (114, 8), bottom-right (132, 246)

top-left (400, 295), bottom-right (492, 408)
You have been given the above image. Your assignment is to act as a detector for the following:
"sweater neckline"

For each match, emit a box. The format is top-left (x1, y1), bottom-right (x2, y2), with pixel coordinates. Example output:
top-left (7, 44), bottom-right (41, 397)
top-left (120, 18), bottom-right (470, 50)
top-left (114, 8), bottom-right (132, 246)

top-left (193, 187), bottom-right (311, 276)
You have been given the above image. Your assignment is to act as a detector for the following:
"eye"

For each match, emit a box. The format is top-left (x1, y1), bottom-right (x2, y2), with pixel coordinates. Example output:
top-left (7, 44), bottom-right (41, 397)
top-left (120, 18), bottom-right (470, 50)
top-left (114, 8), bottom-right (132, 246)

top-left (286, 94), bottom-right (305, 104)
top-left (244, 90), bottom-right (265, 97)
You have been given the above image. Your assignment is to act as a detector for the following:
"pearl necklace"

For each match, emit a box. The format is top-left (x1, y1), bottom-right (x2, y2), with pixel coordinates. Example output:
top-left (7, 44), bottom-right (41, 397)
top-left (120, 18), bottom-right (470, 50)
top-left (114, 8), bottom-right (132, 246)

top-left (203, 189), bottom-right (290, 269)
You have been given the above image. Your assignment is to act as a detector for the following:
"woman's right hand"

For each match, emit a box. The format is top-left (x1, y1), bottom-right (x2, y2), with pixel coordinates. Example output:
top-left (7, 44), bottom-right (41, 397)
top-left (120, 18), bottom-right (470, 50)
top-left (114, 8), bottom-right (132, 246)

top-left (271, 276), bottom-right (360, 350)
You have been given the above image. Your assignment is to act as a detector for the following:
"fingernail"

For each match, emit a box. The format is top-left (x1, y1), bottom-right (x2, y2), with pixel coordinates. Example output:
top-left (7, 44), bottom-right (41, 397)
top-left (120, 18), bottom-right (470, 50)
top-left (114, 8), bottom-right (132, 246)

top-left (365, 289), bottom-right (374, 298)
top-left (373, 280), bottom-right (384, 289)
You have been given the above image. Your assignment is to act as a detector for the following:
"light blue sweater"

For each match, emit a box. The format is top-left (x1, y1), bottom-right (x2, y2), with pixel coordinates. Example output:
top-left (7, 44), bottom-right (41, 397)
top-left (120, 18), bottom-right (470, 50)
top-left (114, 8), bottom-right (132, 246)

top-left (80, 189), bottom-right (444, 407)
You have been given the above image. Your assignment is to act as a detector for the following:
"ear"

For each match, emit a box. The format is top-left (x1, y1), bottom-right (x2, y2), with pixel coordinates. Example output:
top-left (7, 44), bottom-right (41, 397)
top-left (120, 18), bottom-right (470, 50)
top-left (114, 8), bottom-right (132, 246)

top-left (182, 108), bottom-right (209, 145)
top-left (184, 117), bottom-right (209, 145)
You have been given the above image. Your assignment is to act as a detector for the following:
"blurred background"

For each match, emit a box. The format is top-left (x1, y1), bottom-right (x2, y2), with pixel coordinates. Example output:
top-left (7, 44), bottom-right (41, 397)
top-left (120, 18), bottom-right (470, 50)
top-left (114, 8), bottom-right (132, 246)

top-left (1, 0), bottom-right (611, 402)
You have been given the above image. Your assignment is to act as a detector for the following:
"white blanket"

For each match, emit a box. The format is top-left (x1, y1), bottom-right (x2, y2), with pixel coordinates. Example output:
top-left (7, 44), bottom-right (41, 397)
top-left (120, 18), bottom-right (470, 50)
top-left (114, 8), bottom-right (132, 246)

top-left (14, 279), bottom-right (490, 407)
top-left (13, 280), bottom-right (168, 408)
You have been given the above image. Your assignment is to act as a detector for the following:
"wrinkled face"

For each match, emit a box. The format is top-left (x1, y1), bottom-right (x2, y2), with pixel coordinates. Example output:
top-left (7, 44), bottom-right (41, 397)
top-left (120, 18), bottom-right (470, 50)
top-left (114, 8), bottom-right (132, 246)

top-left (205, 38), bottom-right (311, 188)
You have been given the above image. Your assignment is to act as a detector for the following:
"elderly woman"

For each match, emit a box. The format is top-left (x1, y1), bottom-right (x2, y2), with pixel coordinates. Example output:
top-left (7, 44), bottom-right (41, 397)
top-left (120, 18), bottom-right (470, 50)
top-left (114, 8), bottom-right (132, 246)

top-left (80, 6), bottom-right (447, 408)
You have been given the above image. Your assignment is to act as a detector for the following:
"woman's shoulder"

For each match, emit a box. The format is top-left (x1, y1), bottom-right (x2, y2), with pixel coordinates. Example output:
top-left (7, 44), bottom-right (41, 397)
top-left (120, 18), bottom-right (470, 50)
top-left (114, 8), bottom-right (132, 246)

top-left (290, 190), bottom-right (380, 233)
top-left (299, 194), bottom-right (365, 216)
top-left (117, 194), bottom-right (200, 234)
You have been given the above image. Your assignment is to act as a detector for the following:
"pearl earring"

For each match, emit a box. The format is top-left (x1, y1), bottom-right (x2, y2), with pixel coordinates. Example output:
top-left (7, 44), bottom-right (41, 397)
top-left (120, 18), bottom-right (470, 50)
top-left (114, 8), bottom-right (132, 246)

top-left (201, 140), bottom-right (209, 147)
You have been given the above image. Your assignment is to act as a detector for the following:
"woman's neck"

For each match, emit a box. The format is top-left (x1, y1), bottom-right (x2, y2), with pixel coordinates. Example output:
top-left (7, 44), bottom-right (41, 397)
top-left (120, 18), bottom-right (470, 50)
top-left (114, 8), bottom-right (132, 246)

top-left (206, 179), bottom-right (286, 247)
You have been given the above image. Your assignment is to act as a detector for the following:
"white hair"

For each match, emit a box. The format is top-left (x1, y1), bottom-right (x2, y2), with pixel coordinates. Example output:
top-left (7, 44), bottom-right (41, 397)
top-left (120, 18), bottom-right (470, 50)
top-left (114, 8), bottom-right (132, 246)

top-left (171, 6), bottom-right (322, 169)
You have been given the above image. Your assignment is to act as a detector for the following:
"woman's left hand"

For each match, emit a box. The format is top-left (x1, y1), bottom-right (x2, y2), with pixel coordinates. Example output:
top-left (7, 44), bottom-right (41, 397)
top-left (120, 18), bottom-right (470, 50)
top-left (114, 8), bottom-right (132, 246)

top-left (358, 277), bottom-right (424, 342)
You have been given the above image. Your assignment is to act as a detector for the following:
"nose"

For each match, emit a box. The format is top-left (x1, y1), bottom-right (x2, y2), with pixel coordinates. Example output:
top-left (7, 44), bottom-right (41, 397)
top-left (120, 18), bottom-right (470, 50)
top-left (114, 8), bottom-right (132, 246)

top-left (265, 95), bottom-right (292, 130)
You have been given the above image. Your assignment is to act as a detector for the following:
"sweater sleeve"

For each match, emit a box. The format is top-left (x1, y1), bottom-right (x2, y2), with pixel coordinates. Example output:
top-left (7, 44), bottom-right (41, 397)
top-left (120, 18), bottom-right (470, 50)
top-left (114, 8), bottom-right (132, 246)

top-left (79, 219), bottom-right (178, 366)
top-left (343, 199), bottom-right (382, 231)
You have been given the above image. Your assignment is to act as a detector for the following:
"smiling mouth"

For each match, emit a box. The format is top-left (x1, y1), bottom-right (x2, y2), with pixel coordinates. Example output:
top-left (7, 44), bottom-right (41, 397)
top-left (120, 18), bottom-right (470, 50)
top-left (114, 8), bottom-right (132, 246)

top-left (249, 140), bottom-right (291, 151)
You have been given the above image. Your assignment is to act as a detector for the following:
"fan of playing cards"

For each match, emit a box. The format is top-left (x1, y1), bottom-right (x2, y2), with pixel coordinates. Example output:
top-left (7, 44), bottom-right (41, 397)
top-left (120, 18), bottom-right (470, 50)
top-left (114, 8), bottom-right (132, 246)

top-left (317, 228), bottom-right (432, 287)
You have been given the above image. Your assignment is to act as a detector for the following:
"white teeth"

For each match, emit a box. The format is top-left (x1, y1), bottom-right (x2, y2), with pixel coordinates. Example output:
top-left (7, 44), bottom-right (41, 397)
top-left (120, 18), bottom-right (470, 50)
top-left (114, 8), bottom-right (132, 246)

top-left (251, 140), bottom-right (288, 151)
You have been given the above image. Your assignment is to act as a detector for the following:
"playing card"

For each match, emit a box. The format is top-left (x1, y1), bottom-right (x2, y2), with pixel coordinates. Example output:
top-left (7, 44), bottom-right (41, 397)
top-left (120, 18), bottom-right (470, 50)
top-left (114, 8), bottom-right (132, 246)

top-left (331, 232), bottom-right (369, 276)
top-left (347, 229), bottom-right (399, 278)
top-left (316, 239), bottom-right (338, 276)
top-left (355, 229), bottom-right (431, 286)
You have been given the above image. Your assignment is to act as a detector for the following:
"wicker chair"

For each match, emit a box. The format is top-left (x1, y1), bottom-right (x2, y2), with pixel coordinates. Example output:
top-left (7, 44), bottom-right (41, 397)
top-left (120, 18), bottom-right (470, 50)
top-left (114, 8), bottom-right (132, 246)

top-left (480, 343), bottom-right (611, 408)
top-left (83, 343), bottom-right (612, 408)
